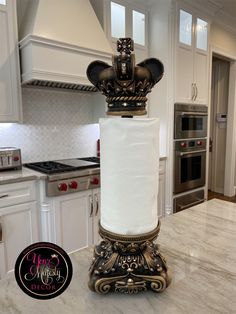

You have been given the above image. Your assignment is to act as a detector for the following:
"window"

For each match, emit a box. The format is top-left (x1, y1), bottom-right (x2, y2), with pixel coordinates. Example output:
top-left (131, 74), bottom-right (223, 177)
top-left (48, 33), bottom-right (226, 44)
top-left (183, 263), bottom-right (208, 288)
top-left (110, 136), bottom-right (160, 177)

top-left (179, 9), bottom-right (192, 46)
top-left (110, 1), bottom-right (146, 47)
top-left (196, 18), bottom-right (208, 51)
top-left (0, 0), bottom-right (6, 5)
top-left (111, 2), bottom-right (125, 39)
top-left (132, 10), bottom-right (145, 46)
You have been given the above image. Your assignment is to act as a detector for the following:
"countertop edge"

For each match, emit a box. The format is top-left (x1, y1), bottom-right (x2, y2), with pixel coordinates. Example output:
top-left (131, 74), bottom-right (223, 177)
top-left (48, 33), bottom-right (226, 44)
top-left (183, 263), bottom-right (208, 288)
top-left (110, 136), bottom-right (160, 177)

top-left (0, 167), bottom-right (47, 185)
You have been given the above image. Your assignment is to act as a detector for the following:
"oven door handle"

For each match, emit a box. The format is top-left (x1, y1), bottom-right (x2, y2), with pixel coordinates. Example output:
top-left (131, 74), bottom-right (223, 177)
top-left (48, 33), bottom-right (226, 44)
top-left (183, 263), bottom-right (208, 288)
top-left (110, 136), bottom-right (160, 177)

top-left (178, 149), bottom-right (206, 156)
top-left (180, 112), bottom-right (208, 116)
top-left (178, 199), bottom-right (205, 211)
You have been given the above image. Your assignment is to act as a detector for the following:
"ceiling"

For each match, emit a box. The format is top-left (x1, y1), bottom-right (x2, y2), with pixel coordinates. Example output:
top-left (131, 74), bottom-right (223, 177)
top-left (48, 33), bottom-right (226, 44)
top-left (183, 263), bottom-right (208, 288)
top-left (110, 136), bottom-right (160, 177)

top-left (17, 0), bottom-right (236, 36)
top-left (219, 0), bottom-right (236, 16)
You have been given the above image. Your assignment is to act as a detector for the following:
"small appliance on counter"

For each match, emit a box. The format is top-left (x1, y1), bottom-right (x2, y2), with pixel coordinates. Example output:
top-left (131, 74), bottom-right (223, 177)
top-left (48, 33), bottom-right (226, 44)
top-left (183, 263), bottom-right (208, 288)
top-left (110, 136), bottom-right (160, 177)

top-left (0, 147), bottom-right (22, 171)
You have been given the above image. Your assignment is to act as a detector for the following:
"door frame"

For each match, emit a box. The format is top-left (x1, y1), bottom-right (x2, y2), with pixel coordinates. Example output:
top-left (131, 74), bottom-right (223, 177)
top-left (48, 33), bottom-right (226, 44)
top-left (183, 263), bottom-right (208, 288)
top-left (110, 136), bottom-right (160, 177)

top-left (208, 46), bottom-right (236, 197)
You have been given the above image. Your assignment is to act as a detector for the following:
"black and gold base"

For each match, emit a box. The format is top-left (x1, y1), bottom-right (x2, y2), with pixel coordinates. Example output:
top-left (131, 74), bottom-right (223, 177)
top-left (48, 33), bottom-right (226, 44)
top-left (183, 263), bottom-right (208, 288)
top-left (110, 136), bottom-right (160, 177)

top-left (88, 221), bottom-right (171, 294)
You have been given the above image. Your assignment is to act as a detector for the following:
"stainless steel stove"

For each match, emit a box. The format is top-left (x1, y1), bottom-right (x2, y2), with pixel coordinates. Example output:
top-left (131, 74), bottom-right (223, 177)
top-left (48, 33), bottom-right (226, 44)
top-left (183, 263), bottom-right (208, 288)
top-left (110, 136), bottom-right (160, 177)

top-left (24, 157), bottom-right (100, 196)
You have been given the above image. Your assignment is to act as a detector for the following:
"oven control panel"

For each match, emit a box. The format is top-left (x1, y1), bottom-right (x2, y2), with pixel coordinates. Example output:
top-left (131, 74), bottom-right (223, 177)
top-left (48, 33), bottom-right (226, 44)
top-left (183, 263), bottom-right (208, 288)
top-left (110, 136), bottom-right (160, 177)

top-left (46, 174), bottom-right (100, 197)
top-left (175, 139), bottom-right (207, 152)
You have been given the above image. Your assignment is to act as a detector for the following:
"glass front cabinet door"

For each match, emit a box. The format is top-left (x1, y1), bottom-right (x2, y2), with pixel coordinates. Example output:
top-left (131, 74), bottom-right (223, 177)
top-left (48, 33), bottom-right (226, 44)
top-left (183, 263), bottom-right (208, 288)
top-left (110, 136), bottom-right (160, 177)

top-left (176, 8), bottom-right (209, 105)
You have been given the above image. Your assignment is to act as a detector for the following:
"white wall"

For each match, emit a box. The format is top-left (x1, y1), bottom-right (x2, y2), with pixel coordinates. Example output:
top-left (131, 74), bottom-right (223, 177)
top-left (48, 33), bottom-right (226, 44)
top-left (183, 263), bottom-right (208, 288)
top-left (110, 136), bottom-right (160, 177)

top-left (211, 23), bottom-right (236, 56)
top-left (0, 88), bottom-right (100, 163)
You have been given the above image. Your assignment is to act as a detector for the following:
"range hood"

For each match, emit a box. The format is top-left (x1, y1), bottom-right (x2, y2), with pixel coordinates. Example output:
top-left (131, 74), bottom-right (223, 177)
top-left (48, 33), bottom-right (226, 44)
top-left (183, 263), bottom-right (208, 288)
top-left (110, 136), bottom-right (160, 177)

top-left (18, 0), bottom-right (113, 92)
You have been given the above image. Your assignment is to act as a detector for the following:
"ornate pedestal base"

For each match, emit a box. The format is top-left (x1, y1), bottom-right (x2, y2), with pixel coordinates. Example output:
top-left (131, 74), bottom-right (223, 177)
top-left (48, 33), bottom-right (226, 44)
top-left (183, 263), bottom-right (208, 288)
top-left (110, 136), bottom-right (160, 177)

top-left (88, 221), bottom-right (171, 294)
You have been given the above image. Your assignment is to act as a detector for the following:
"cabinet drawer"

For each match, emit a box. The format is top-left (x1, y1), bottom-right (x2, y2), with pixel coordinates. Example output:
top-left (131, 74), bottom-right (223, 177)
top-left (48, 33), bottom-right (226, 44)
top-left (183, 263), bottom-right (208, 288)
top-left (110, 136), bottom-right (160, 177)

top-left (0, 181), bottom-right (36, 208)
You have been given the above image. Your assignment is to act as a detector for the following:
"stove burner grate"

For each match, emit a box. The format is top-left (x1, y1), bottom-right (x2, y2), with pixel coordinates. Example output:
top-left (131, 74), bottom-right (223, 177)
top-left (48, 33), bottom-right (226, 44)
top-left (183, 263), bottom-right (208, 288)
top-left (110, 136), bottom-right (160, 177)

top-left (24, 161), bottom-right (75, 174)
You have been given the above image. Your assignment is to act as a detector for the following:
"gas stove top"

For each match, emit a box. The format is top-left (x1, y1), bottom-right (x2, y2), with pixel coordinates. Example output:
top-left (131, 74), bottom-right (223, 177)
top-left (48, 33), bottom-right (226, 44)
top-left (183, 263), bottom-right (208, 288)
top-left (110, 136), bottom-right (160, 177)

top-left (24, 157), bottom-right (100, 175)
top-left (24, 157), bottom-right (100, 196)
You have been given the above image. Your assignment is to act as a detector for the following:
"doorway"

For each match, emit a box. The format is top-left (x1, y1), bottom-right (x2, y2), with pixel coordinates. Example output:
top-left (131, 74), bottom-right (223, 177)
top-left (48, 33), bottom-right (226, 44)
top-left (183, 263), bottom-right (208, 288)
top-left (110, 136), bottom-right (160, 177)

top-left (208, 56), bottom-right (230, 194)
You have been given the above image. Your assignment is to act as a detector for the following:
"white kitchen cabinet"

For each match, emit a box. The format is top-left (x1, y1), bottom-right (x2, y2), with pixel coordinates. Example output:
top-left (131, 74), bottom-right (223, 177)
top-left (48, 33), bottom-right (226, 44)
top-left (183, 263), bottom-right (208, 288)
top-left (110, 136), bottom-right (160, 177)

top-left (92, 188), bottom-right (101, 245)
top-left (175, 8), bottom-right (209, 105)
top-left (0, 0), bottom-right (22, 122)
top-left (0, 181), bottom-right (39, 278)
top-left (52, 188), bottom-right (100, 254)
top-left (158, 159), bottom-right (166, 218)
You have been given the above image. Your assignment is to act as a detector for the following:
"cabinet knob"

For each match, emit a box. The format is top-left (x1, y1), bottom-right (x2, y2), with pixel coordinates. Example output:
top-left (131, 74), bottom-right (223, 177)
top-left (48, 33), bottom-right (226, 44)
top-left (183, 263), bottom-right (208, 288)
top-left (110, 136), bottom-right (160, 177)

top-left (58, 183), bottom-right (68, 192)
top-left (90, 178), bottom-right (99, 185)
top-left (69, 181), bottom-right (78, 189)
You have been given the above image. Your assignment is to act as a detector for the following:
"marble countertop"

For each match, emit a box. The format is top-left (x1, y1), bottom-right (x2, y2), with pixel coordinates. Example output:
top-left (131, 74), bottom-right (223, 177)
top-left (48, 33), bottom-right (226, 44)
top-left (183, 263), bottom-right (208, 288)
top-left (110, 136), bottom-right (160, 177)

top-left (1, 198), bottom-right (235, 314)
top-left (0, 167), bottom-right (46, 185)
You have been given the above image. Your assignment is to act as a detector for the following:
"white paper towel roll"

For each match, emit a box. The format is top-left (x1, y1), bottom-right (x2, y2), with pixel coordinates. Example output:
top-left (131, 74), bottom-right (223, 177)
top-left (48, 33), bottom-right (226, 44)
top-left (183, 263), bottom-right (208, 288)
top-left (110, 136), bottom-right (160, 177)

top-left (100, 117), bottom-right (159, 235)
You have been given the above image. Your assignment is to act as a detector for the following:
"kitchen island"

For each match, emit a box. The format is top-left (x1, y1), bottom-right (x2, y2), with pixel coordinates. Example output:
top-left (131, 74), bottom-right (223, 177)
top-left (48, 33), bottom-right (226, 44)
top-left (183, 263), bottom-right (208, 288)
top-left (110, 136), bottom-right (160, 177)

top-left (0, 199), bottom-right (235, 314)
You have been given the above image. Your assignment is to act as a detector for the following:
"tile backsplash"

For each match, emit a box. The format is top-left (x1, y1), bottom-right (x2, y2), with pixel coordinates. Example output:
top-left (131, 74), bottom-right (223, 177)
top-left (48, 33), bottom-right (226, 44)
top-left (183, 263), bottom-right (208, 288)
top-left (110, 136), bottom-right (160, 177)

top-left (0, 88), bottom-right (100, 163)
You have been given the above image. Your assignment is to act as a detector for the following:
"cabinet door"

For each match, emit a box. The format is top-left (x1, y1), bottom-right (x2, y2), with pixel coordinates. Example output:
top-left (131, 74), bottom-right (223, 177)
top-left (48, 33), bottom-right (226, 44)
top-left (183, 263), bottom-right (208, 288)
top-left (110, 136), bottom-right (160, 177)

top-left (194, 51), bottom-right (208, 104)
top-left (175, 45), bottom-right (194, 103)
top-left (158, 174), bottom-right (165, 218)
top-left (92, 189), bottom-right (101, 245)
top-left (0, 201), bottom-right (39, 278)
top-left (158, 160), bottom-right (166, 219)
top-left (194, 17), bottom-right (209, 104)
top-left (0, 0), bottom-right (22, 122)
top-left (176, 9), bottom-right (194, 103)
top-left (54, 191), bottom-right (93, 254)
top-left (176, 9), bottom-right (209, 105)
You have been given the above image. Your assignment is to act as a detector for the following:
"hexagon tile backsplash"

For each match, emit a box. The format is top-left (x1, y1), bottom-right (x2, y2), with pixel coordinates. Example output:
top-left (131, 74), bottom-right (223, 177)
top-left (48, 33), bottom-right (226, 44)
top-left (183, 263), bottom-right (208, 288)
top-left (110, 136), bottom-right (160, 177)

top-left (0, 88), bottom-right (100, 163)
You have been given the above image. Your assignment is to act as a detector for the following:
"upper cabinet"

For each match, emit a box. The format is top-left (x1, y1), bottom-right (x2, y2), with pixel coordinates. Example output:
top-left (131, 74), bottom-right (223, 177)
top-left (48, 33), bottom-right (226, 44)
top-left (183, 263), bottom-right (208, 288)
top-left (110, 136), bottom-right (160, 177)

top-left (90, 0), bottom-right (148, 62)
top-left (0, 0), bottom-right (22, 122)
top-left (175, 7), bottom-right (209, 105)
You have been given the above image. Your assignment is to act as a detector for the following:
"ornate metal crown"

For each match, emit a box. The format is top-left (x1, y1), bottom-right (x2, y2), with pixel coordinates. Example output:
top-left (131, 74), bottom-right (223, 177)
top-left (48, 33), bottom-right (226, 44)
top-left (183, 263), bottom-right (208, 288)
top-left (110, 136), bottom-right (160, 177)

top-left (87, 38), bottom-right (164, 116)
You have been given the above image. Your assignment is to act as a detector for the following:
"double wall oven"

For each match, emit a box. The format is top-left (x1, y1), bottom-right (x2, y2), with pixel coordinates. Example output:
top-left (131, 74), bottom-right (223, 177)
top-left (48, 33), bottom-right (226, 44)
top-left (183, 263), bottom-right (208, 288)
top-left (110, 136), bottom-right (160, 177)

top-left (173, 104), bottom-right (208, 213)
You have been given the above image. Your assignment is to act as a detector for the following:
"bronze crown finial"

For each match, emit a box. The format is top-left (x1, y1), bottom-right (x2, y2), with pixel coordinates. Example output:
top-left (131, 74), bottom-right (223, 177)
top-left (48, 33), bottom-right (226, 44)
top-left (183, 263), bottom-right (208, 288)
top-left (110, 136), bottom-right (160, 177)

top-left (87, 38), bottom-right (164, 116)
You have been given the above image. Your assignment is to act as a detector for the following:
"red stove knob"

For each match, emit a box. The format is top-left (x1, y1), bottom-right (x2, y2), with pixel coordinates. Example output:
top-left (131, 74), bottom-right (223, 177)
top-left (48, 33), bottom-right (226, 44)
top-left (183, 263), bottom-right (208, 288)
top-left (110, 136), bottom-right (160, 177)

top-left (180, 142), bottom-right (186, 147)
top-left (69, 181), bottom-right (78, 189)
top-left (58, 183), bottom-right (68, 192)
top-left (197, 140), bottom-right (202, 146)
top-left (91, 177), bottom-right (99, 185)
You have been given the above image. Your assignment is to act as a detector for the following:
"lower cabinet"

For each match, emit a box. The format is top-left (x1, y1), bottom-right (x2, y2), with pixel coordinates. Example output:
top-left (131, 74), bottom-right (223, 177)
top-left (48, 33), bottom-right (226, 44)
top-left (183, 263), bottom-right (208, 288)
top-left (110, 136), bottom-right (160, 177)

top-left (39, 159), bottom-right (166, 254)
top-left (0, 201), bottom-right (39, 278)
top-left (158, 160), bottom-right (166, 218)
top-left (53, 188), bottom-right (100, 254)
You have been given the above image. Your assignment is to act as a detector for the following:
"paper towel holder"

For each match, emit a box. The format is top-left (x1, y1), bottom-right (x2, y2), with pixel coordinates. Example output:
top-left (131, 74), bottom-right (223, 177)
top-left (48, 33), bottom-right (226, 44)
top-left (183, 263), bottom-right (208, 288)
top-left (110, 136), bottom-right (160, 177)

top-left (87, 38), bottom-right (164, 116)
top-left (87, 38), bottom-right (171, 294)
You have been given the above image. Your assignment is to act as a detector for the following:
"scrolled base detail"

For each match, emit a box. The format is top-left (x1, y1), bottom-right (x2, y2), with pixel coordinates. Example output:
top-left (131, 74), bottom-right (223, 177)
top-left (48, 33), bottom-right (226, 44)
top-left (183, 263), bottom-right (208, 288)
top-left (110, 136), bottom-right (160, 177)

top-left (88, 222), bottom-right (171, 294)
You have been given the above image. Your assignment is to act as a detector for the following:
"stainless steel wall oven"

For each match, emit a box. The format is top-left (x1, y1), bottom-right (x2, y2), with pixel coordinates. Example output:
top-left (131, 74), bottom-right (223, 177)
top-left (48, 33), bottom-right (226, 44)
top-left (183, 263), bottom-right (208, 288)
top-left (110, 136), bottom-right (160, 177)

top-left (174, 139), bottom-right (206, 194)
top-left (174, 103), bottom-right (208, 139)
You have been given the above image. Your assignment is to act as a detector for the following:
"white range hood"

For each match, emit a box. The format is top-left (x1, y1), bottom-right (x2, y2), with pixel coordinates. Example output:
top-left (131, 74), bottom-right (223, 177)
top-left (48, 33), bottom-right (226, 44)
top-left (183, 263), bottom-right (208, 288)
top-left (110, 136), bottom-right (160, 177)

top-left (19, 0), bottom-right (113, 92)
